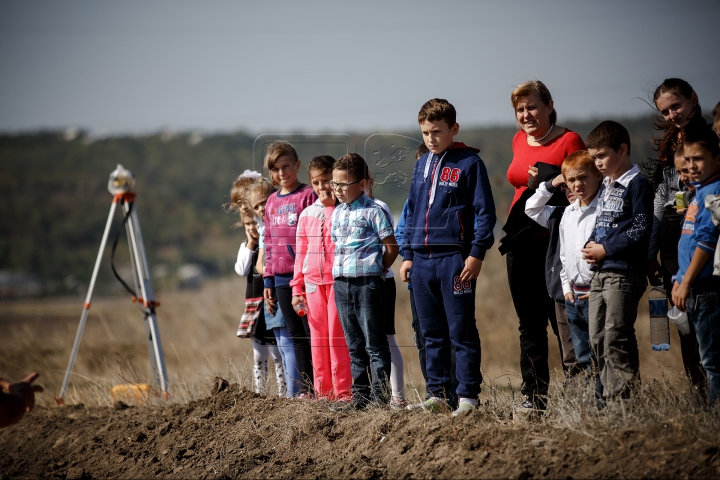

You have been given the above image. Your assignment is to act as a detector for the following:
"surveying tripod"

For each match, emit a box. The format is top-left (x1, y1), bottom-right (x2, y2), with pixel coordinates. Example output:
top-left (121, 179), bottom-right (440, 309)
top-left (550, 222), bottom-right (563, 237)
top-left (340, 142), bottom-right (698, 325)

top-left (57, 165), bottom-right (169, 404)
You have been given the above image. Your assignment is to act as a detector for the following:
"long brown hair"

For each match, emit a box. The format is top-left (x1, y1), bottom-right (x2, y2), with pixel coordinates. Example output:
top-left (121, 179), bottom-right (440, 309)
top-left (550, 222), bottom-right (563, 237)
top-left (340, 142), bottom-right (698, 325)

top-left (653, 78), bottom-right (703, 165)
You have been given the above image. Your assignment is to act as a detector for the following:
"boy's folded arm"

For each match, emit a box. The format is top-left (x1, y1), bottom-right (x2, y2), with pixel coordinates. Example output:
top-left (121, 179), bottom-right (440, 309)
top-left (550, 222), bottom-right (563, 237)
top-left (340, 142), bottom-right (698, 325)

top-left (380, 234), bottom-right (399, 270)
top-left (470, 159), bottom-right (496, 261)
top-left (524, 181), bottom-right (556, 228)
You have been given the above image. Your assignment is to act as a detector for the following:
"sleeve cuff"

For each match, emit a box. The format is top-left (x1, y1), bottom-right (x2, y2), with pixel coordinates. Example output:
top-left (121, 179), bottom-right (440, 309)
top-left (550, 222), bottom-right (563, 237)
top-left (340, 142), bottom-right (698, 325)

top-left (263, 277), bottom-right (274, 289)
top-left (469, 246), bottom-right (486, 261)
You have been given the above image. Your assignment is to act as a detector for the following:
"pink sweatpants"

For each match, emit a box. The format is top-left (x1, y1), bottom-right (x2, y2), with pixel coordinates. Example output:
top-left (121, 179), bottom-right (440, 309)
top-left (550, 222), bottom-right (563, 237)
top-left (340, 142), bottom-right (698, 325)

top-left (306, 283), bottom-right (352, 400)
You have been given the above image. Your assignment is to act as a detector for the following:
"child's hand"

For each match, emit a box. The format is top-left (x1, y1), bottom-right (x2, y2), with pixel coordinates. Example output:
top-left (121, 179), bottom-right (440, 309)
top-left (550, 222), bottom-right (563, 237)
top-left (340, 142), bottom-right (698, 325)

top-left (582, 241), bottom-right (606, 267)
top-left (291, 295), bottom-right (306, 308)
top-left (318, 187), bottom-right (335, 208)
top-left (672, 280), bottom-right (690, 312)
top-left (527, 166), bottom-right (540, 190)
top-left (675, 207), bottom-right (687, 214)
top-left (551, 173), bottom-right (565, 188)
top-left (578, 294), bottom-right (589, 301)
top-left (564, 292), bottom-right (574, 303)
top-left (459, 256), bottom-right (483, 282)
top-left (400, 260), bottom-right (413, 283)
top-left (264, 288), bottom-right (276, 316)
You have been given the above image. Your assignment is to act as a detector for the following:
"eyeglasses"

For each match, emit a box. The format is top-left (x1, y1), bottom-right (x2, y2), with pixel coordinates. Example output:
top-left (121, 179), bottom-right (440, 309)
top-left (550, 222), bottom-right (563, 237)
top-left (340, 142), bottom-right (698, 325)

top-left (330, 180), bottom-right (361, 191)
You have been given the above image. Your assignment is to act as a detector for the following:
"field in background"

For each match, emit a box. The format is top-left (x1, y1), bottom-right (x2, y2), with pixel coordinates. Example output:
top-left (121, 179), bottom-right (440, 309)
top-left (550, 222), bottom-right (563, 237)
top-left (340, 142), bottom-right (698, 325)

top-left (0, 249), bottom-right (688, 407)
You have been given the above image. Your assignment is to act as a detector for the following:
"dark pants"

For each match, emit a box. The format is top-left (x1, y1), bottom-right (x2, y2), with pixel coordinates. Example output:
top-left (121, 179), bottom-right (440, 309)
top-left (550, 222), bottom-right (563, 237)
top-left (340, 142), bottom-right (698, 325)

top-left (411, 253), bottom-right (482, 400)
top-left (688, 278), bottom-right (720, 404)
top-left (410, 285), bottom-right (458, 404)
top-left (275, 285), bottom-right (313, 394)
top-left (659, 207), bottom-right (705, 389)
top-left (334, 276), bottom-right (391, 402)
top-left (506, 236), bottom-right (560, 403)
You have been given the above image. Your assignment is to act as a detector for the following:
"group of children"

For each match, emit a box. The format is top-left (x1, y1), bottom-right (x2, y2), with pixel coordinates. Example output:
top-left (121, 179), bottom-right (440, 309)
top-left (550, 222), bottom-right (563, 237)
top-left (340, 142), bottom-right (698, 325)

top-left (228, 93), bottom-right (720, 414)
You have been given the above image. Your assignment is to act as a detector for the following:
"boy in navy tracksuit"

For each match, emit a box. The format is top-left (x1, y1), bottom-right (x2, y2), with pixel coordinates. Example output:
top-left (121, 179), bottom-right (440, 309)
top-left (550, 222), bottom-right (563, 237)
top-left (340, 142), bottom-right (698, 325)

top-left (400, 98), bottom-right (496, 416)
top-left (582, 121), bottom-right (654, 400)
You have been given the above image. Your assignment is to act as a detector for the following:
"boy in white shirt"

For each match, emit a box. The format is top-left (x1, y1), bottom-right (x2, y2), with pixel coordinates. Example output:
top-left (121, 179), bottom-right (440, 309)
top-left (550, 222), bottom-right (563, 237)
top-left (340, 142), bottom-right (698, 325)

top-left (558, 151), bottom-right (603, 377)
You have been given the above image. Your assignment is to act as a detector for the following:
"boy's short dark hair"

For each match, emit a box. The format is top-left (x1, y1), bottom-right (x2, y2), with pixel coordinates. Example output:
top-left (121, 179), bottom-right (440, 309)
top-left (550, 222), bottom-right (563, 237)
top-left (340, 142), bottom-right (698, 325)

top-left (415, 143), bottom-right (429, 160)
top-left (418, 98), bottom-right (456, 128)
top-left (683, 123), bottom-right (720, 157)
top-left (333, 153), bottom-right (369, 182)
top-left (586, 120), bottom-right (632, 155)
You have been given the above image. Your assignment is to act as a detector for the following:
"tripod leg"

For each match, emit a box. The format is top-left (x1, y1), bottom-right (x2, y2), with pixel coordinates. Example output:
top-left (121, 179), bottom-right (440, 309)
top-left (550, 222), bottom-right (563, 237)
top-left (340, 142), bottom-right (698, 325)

top-left (58, 200), bottom-right (119, 404)
top-left (126, 203), bottom-right (170, 397)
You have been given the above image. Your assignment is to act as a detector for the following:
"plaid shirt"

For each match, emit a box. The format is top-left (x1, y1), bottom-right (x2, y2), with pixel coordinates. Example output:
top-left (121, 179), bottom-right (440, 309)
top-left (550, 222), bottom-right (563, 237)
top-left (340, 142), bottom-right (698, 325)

top-left (331, 193), bottom-right (394, 278)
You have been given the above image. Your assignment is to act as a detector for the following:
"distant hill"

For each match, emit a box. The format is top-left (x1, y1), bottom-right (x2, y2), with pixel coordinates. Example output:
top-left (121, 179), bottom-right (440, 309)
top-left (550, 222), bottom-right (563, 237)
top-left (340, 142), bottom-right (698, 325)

top-left (0, 116), bottom-right (670, 295)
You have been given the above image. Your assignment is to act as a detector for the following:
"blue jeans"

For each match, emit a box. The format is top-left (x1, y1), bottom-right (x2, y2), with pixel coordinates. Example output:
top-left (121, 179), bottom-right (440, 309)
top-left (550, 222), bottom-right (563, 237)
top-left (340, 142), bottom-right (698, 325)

top-left (565, 294), bottom-right (595, 373)
top-left (334, 276), bottom-right (391, 403)
top-left (687, 279), bottom-right (720, 405)
top-left (265, 303), bottom-right (301, 397)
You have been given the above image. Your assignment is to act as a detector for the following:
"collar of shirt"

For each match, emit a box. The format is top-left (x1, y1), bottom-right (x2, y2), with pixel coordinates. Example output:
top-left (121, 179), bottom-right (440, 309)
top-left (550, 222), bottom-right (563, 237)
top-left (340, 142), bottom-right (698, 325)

top-left (604, 164), bottom-right (639, 189)
top-left (568, 192), bottom-right (600, 212)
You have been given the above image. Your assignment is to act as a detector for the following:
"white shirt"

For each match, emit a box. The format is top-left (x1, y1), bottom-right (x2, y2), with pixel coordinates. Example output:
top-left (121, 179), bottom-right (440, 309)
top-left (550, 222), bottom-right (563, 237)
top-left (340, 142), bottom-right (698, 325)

top-left (234, 242), bottom-right (254, 276)
top-left (559, 195), bottom-right (599, 295)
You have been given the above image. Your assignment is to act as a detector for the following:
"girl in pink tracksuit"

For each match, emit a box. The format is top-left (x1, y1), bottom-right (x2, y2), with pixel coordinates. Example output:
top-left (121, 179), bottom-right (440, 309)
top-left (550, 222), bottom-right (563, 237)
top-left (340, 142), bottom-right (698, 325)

top-left (291, 156), bottom-right (352, 400)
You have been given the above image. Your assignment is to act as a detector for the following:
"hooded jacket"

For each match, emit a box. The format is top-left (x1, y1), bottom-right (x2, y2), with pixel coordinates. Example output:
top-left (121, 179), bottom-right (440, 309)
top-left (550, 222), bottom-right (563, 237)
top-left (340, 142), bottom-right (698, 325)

top-left (403, 143), bottom-right (496, 261)
top-left (290, 199), bottom-right (336, 296)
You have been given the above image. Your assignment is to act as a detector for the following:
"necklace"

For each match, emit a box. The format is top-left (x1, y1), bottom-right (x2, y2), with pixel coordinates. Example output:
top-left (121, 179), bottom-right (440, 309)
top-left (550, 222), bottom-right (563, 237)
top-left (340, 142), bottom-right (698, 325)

top-left (528, 124), bottom-right (554, 143)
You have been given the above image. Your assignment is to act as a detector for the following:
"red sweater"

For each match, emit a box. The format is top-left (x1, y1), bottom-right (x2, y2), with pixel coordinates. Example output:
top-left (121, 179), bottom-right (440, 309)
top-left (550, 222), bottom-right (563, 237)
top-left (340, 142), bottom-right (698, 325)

top-left (506, 128), bottom-right (586, 212)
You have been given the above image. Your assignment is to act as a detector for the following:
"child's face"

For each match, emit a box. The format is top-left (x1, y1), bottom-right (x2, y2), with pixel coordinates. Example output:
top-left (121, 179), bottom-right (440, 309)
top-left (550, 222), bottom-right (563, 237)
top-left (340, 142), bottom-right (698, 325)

top-left (588, 144), bottom-right (629, 180)
top-left (309, 168), bottom-right (334, 200)
top-left (685, 142), bottom-right (720, 185)
top-left (238, 201), bottom-right (253, 217)
top-left (244, 219), bottom-right (259, 239)
top-left (674, 154), bottom-right (695, 191)
top-left (248, 191), bottom-right (268, 219)
top-left (332, 169), bottom-right (365, 204)
top-left (655, 91), bottom-right (696, 129)
top-left (420, 120), bottom-right (458, 155)
top-left (270, 154), bottom-right (301, 190)
top-left (563, 166), bottom-right (601, 206)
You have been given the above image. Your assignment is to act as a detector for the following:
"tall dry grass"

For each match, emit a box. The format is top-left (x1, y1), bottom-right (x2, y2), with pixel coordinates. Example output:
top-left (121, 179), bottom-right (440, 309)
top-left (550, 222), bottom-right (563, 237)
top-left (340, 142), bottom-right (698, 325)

top-left (0, 248), bottom-right (692, 416)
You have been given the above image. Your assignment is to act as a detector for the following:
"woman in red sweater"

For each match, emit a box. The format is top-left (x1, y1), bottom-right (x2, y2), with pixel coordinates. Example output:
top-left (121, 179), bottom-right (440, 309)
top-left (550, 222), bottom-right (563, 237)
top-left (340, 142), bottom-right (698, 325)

top-left (501, 80), bottom-right (586, 411)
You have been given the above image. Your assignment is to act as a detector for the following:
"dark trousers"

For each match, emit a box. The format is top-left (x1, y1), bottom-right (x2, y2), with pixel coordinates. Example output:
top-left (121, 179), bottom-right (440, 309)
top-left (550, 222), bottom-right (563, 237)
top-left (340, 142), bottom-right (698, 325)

top-left (506, 236), bottom-right (560, 402)
top-left (334, 276), bottom-right (391, 402)
top-left (275, 285), bottom-right (313, 394)
top-left (410, 285), bottom-right (458, 404)
top-left (411, 253), bottom-right (482, 399)
top-left (687, 278), bottom-right (720, 404)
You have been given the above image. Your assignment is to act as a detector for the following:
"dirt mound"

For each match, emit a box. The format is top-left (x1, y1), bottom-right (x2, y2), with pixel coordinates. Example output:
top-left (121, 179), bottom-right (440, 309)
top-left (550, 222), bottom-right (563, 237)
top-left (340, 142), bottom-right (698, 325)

top-left (2, 380), bottom-right (720, 479)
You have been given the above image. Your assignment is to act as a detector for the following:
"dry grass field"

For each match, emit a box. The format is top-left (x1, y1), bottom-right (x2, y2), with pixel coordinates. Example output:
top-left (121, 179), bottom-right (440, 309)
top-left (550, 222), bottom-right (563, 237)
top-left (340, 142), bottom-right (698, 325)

top-left (4, 250), bottom-right (720, 479)
top-left (0, 248), bottom-right (689, 407)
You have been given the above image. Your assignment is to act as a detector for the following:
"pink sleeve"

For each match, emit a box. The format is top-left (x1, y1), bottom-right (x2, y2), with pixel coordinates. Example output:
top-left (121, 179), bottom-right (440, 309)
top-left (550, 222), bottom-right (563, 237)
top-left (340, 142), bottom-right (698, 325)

top-left (290, 214), bottom-right (308, 296)
top-left (263, 198), bottom-right (274, 279)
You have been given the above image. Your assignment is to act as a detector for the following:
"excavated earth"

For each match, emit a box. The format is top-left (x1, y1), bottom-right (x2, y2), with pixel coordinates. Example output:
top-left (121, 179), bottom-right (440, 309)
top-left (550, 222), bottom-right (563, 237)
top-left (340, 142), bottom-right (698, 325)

top-left (2, 381), bottom-right (720, 479)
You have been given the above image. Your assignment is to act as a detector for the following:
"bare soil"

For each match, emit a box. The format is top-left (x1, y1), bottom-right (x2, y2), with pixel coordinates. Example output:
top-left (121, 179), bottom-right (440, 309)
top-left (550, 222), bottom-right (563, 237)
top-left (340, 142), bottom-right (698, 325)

top-left (2, 381), bottom-right (719, 479)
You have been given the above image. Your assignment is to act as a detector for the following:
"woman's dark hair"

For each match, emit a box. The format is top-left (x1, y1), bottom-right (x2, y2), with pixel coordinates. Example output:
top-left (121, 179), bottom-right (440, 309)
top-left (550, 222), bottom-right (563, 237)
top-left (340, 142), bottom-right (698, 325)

top-left (653, 78), bottom-right (703, 165)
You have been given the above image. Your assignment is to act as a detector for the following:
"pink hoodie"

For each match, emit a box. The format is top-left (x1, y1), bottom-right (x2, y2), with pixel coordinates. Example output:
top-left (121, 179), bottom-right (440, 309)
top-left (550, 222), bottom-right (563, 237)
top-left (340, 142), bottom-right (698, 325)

top-left (263, 184), bottom-right (316, 288)
top-left (291, 199), bottom-right (336, 296)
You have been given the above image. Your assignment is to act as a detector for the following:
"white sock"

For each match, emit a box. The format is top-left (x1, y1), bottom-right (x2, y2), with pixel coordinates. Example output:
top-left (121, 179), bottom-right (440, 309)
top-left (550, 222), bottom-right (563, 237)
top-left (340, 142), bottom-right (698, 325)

top-left (458, 397), bottom-right (477, 407)
top-left (253, 360), bottom-right (269, 395)
top-left (273, 358), bottom-right (287, 397)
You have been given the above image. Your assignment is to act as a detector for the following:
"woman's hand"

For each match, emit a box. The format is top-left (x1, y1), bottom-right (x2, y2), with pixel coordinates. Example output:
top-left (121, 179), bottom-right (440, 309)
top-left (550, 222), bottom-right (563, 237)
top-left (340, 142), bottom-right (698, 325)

top-left (527, 166), bottom-right (540, 189)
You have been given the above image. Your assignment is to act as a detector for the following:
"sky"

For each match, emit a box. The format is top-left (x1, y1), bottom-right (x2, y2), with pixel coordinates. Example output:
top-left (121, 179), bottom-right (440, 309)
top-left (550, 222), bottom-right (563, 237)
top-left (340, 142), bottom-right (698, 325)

top-left (0, 0), bottom-right (718, 135)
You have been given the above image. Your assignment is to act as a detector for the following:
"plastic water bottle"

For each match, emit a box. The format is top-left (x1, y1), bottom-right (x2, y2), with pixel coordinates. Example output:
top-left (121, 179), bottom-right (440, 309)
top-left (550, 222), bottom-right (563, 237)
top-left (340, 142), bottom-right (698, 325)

top-left (649, 287), bottom-right (670, 351)
top-left (294, 302), bottom-right (308, 317)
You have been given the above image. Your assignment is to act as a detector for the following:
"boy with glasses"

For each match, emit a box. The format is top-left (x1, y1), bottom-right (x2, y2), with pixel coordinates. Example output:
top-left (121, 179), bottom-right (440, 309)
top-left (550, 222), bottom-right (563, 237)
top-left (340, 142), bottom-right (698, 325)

top-left (329, 153), bottom-right (399, 410)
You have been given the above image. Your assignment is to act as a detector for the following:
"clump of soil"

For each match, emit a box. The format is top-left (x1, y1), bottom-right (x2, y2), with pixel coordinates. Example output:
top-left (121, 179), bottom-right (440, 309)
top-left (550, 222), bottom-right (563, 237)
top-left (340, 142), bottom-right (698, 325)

top-left (2, 381), bottom-right (719, 479)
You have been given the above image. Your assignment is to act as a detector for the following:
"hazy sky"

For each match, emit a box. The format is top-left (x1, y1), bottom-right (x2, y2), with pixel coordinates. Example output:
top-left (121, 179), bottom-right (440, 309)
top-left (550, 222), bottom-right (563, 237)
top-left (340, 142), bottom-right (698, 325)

top-left (0, 1), bottom-right (718, 135)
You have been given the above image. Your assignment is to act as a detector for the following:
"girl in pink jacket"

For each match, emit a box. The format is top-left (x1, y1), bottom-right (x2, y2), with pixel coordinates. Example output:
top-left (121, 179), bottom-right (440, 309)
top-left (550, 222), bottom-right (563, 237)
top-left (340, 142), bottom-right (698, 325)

top-left (291, 156), bottom-right (352, 400)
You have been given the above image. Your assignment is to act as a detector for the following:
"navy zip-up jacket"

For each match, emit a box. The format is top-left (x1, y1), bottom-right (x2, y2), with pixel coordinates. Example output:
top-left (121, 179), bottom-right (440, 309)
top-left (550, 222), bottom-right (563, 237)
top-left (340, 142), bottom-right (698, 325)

top-left (587, 165), bottom-right (654, 272)
top-left (403, 143), bottom-right (496, 261)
